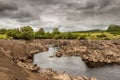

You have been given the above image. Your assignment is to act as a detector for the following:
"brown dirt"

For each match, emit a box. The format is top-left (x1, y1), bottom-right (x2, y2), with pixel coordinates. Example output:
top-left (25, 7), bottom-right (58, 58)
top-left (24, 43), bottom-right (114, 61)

top-left (0, 39), bottom-right (96, 80)
top-left (0, 39), bottom-right (47, 80)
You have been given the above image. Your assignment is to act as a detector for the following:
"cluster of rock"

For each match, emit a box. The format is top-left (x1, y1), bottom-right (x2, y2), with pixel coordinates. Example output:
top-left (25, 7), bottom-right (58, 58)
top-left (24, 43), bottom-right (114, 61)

top-left (54, 40), bottom-right (120, 67)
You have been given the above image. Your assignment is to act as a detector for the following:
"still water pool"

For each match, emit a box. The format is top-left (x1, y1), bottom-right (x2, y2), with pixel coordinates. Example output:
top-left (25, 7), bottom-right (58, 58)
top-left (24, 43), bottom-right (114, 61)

top-left (34, 46), bottom-right (120, 80)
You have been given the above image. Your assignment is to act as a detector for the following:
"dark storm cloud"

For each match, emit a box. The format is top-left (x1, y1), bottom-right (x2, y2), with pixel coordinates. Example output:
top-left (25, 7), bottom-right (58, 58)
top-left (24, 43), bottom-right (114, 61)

top-left (0, 0), bottom-right (120, 31)
top-left (0, 1), bottom-right (17, 11)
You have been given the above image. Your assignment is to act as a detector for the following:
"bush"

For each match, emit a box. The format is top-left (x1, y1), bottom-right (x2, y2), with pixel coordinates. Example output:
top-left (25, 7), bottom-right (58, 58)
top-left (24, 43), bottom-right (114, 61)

top-left (104, 37), bottom-right (111, 40)
top-left (0, 34), bottom-right (8, 39)
top-left (78, 34), bottom-right (87, 40)
top-left (96, 33), bottom-right (106, 38)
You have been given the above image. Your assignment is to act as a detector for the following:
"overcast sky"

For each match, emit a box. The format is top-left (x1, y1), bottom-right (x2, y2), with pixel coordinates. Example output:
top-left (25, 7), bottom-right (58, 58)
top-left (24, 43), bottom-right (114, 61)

top-left (0, 0), bottom-right (120, 31)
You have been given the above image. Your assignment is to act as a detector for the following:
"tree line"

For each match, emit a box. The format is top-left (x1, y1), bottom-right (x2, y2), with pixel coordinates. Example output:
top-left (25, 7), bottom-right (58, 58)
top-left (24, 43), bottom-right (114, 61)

top-left (0, 25), bottom-right (120, 40)
top-left (0, 26), bottom-right (62, 40)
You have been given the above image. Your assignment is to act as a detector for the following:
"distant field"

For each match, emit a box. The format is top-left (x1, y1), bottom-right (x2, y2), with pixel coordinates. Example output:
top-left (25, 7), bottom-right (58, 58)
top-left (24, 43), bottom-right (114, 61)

top-left (69, 31), bottom-right (120, 40)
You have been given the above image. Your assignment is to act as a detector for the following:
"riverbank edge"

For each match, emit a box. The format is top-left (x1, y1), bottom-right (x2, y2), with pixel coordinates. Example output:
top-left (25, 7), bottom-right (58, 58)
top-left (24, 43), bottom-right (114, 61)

top-left (0, 39), bottom-right (96, 80)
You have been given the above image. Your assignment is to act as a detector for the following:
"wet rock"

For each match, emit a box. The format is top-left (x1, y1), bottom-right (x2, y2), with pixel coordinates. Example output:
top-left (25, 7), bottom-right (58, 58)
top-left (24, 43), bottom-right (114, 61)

top-left (29, 49), bottom-right (40, 54)
top-left (30, 64), bottom-right (40, 72)
top-left (49, 55), bottom-right (55, 58)
top-left (56, 52), bottom-right (62, 57)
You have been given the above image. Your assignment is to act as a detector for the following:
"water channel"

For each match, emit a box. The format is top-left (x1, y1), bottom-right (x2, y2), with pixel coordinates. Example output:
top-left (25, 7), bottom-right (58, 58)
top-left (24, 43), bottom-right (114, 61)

top-left (34, 46), bottom-right (120, 80)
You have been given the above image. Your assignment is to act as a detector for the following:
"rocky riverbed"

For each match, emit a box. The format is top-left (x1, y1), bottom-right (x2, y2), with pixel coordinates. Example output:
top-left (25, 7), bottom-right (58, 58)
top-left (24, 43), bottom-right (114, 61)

top-left (49, 39), bottom-right (120, 68)
top-left (1, 39), bottom-right (120, 80)
top-left (32, 39), bottom-right (120, 67)
top-left (0, 39), bottom-right (96, 80)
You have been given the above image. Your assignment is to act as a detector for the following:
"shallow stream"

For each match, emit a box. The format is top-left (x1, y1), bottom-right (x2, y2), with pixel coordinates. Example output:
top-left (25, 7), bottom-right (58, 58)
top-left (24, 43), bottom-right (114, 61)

top-left (34, 46), bottom-right (120, 80)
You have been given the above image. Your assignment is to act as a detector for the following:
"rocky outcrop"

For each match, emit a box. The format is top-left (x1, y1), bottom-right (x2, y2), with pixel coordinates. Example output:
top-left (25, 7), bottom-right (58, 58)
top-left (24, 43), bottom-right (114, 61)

top-left (53, 40), bottom-right (120, 68)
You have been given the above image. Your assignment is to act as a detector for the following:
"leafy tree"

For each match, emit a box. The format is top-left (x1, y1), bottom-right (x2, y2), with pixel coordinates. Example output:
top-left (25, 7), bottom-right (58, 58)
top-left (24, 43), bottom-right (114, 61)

top-left (12, 29), bottom-right (21, 39)
top-left (20, 26), bottom-right (34, 40)
top-left (0, 28), bottom-right (7, 34)
top-left (35, 28), bottom-right (45, 39)
top-left (107, 24), bottom-right (120, 34)
top-left (44, 32), bottom-right (53, 39)
top-left (38, 28), bottom-right (45, 35)
top-left (52, 28), bottom-right (60, 35)
top-left (6, 29), bottom-right (21, 39)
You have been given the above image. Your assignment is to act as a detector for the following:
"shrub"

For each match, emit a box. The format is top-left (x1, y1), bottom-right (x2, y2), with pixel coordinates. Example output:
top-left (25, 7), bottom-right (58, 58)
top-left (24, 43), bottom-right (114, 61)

top-left (78, 34), bottom-right (87, 40)
top-left (96, 33), bottom-right (106, 38)
top-left (0, 34), bottom-right (8, 39)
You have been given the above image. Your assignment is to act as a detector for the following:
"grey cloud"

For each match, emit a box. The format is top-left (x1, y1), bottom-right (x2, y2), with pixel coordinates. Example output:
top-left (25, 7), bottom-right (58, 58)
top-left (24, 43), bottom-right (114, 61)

top-left (12, 8), bottom-right (39, 22)
top-left (0, 0), bottom-right (120, 31)
top-left (0, 1), bottom-right (17, 11)
top-left (75, 0), bottom-right (111, 11)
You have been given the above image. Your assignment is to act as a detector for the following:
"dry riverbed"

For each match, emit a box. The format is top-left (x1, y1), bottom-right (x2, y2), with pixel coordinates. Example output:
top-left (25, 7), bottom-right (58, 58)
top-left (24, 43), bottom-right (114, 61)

top-left (0, 39), bottom-right (97, 80)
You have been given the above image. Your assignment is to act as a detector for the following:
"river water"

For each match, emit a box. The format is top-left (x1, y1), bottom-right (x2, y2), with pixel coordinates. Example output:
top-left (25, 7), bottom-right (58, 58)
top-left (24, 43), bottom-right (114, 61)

top-left (34, 46), bottom-right (120, 80)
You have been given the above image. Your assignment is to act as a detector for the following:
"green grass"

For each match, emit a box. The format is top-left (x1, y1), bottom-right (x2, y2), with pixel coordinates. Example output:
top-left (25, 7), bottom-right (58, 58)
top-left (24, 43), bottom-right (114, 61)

top-left (0, 34), bottom-right (8, 39)
top-left (69, 31), bottom-right (120, 40)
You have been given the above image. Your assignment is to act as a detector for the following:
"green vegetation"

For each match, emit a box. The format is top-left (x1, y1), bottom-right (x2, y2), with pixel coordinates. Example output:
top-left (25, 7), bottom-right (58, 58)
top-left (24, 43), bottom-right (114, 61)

top-left (107, 24), bottom-right (120, 34)
top-left (0, 24), bottom-right (120, 40)
top-left (52, 28), bottom-right (60, 35)
top-left (35, 28), bottom-right (46, 39)
top-left (20, 26), bottom-right (34, 40)
top-left (0, 34), bottom-right (8, 39)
